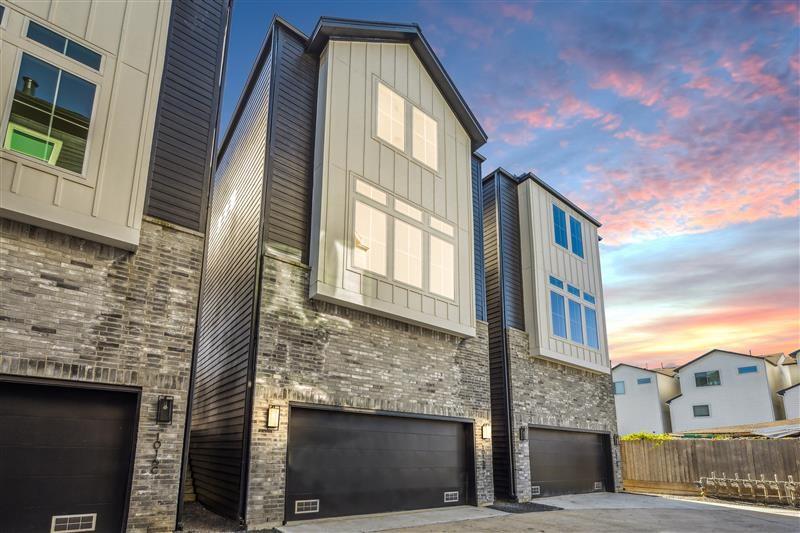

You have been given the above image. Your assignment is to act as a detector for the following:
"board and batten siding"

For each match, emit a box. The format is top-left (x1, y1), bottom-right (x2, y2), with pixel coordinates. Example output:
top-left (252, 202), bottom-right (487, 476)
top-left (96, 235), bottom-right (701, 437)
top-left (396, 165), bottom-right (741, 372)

top-left (144, 0), bottom-right (230, 232)
top-left (518, 178), bottom-right (610, 373)
top-left (189, 47), bottom-right (272, 521)
top-left (309, 40), bottom-right (476, 337)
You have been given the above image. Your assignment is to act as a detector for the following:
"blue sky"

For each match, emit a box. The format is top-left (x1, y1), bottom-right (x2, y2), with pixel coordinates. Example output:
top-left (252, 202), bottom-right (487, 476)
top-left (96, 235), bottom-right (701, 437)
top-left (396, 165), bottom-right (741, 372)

top-left (220, 1), bottom-right (800, 366)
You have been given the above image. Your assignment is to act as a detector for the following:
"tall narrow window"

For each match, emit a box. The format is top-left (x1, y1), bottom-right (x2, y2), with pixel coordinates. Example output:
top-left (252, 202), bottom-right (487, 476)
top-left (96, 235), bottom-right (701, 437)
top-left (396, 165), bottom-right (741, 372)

top-left (377, 83), bottom-right (404, 150)
top-left (4, 53), bottom-right (96, 173)
top-left (394, 219), bottom-right (423, 288)
top-left (429, 235), bottom-right (454, 299)
top-left (569, 216), bottom-right (584, 258)
top-left (585, 307), bottom-right (599, 348)
top-left (412, 107), bottom-right (437, 170)
top-left (353, 201), bottom-right (387, 275)
top-left (550, 291), bottom-right (567, 338)
top-left (568, 299), bottom-right (583, 344)
top-left (552, 205), bottom-right (568, 248)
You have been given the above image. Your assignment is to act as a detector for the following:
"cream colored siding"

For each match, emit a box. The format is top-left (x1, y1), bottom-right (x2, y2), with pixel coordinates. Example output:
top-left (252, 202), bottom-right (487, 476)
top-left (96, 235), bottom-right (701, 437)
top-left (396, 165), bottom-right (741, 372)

top-left (309, 40), bottom-right (475, 337)
top-left (0, 0), bottom-right (170, 249)
top-left (518, 179), bottom-right (609, 372)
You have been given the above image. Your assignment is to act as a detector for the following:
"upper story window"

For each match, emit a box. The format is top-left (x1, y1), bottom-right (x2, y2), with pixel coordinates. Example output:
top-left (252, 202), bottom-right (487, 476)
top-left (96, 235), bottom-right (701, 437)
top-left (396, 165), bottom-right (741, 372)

top-left (569, 216), bottom-right (584, 258)
top-left (27, 21), bottom-right (101, 71)
top-left (4, 53), bottom-right (96, 174)
top-left (738, 365), bottom-right (758, 374)
top-left (550, 291), bottom-right (567, 338)
top-left (394, 219), bottom-right (423, 288)
top-left (429, 235), bottom-right (454, 299)
top-left (549, 275), bottom-right (600, 349)
top-left (0, 5), bottom-right (6, 27)
top-left (377, 83), bottom-right (405, 151)
top-left (693, 404), bottom-right (710, 417)
top-left (353, 201), bottom-right (387, 276)
top-left (637, 377), bottom-right (652, 384)
top-left (552, 203), bottom-right (586, 259)
top-left (614, 381), bottom-right (625, 395)
top-left (552, 205), bottom-right (568, 248)
top-left (695, 370), bottom-right (721, 387)
top-left (412, 107), bottom-right (437, 170)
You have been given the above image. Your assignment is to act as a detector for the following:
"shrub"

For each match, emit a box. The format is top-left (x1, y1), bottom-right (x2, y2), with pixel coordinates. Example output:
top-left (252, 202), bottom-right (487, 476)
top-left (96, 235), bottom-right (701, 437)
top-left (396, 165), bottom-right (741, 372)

top-left (620, 432), bottom-right (673, 445)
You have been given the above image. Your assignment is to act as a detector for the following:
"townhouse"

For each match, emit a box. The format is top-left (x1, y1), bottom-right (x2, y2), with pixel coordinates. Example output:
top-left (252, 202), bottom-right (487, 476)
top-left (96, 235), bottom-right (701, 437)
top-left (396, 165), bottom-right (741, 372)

top-left (0, 1), bottom-right (229, 531)
top-left (187, 17), bottom-right (493, 528)
top-left (667, 349), bottom-right (791, 432)
top-left (778, 383), bottom-right (800, 419)
top-left (611, 364), bottom-right (679, 435)
top-left (481, 168), bottom-right (621, 501)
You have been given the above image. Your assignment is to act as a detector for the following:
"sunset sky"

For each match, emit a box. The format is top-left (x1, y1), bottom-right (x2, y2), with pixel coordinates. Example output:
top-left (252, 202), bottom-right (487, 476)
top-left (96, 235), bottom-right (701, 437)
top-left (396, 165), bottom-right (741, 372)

top-left (220, 1), bottom-right (800, 368)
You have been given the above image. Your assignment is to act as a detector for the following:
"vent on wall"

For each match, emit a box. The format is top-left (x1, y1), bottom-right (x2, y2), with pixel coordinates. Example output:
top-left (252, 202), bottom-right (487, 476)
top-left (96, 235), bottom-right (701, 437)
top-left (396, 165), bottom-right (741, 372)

top-left (444, 491), bottom-right (459, 503)
top-left (594, 481), bottom-right (603, 490)
top-left (295, 499), bottom-right (320, 514)
top-left (51, 514), bottom-right (96, 533)
top-left (531, 485), bottom-right (541, 496)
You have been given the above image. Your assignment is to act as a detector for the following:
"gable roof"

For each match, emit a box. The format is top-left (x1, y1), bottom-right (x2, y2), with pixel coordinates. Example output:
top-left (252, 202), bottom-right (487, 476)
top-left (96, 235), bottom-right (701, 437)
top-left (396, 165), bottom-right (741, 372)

top-left (307, 17), bottom-right (487, 150)
top-left (777, 383), bottom-right (800, 396)
top-left (611, 362), bottom-right (676, 377)
top-left (674, 348), bottom-right (779, 372)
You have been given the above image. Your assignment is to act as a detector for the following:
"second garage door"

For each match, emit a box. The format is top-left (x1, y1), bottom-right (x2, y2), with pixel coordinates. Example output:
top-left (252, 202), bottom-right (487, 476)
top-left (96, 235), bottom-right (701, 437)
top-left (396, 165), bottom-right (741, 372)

top-left (528, 427), bottom-right (611, 498)
top-left (285, 407), bottom-right (472, 521)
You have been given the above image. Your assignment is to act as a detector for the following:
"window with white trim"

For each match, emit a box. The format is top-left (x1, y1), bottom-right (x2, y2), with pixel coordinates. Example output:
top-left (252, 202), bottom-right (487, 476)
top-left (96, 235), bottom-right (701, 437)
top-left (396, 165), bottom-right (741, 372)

top-left (353, 200), bottom-right (387, 276)
top-left (394, 219), bottom-right (423, 288)
top-left (377, 82), bottom-right (404, 150)
top-left (430, 234), bottom-right (454, 299)
top-left (412, 106), bottom-right (437, 170)
top-left (549, 275), bottom-right (600, 349)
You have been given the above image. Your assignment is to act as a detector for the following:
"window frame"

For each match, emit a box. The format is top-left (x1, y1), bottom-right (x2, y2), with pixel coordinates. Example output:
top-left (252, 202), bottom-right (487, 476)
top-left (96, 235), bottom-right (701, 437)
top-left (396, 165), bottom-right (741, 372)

top-left (694, 370), bottom-right (721, 387)
top-left (0, 4), bottom-right (8, 29)
top-left (569, 215), bottom-right (584, 258)
top-left (693, 404), bottom-right (711, 417)
top-left (25, 20), bottom-right (103, 72)
top-left (375, 81), bottom-right (405, 152)
top-left (411, 104), bottom-right (438, 171)
top-left (551, 202), bottom-right (587, 261)
top-left (737, 365), bottom-right (758, 375)
top-left (614, 381), bottom-right (625, 395)
top-left (548, 274), bottom-right (601, 350)
top-left (637, 377), bottom-right (652, 385)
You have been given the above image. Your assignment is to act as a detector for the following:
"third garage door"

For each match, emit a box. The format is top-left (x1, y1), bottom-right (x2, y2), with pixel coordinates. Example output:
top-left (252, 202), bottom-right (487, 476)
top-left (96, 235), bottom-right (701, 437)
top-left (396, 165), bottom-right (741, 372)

top-left (529, 427), bottom-right (611, 497)
top-left (285, 407), bottom-right (472, 521)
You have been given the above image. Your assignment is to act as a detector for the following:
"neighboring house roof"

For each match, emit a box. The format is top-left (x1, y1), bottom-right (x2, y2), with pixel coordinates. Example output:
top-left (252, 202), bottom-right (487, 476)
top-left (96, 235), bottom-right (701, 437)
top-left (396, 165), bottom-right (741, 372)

top-left (756, 352), bottom-right (786, 366)
top-left (673, 348), bottom-right (779, 372)
top-left (781, 354), bottom-right (797, 365)
top-left (777, 383), bottom-right (800, 396)
top-left (307, 17), bottom-right (487, 150)
top-left (673, 418), bottom-right (800, 438)
top-left (789, 348), bottom-right (799, 358)
top-left (482, 167), bottom-right (602, 227)
top-left (611, 362), bottom-right (676, 377)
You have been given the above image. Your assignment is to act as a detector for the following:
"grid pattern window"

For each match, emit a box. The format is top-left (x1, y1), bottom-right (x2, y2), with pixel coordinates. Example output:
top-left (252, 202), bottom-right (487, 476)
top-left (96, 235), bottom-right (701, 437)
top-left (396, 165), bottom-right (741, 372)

top-left (693, 405), bottom-right (711, 417)
top-left (637, 377), bottom-right (652, 384)
top-left (568, 299), bottom-right (583, 344)
top-left (412, 106), bottom-right (437, 170)
top-left (394, 219), bottom-right (423, 288)
top-left (377, 83), bottom-right (405, 150)
top-left (552, 205), bottom-right (568, 248)
top-left (569, 216), bottom-right (584, 258)
top-left (27, 21), bottom-right (102, 70)
top-left (614, 381), bottom-right (625, 395)
top-left (695, 370), bottom-right (721, 387)
top-left (738, 365), bottom-right (758, 374)
top-left (550, 291), bottom-right (567, 338)
top-left (4, 53), bottom-right (96, 174)
top-left (430, 235), bottom-right (454, 299)
top-left (549, 275), bottom-right (599, 349)
top-left (585, 307), bottom-right (599, 348)
top-left (430, 216), bottom-right (453, 236)
top-left (353, 201), bottom-right (388, 276)
top-left (51, 513), bottom-right (96, 533)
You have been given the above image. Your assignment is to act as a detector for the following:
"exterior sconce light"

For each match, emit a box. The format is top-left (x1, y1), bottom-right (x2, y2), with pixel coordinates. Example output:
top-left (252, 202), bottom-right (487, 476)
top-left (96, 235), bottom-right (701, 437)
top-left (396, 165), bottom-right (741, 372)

top-left (613, 433), bottom-right (619, 446)
top-left (156, 396), bottom-right (174, 424)
top-left (267, 405), bottom-right (281, 430)
top-left (481, 424), bottom-right (492, 440)
top-left (519, 426), bottom-right (528, 441)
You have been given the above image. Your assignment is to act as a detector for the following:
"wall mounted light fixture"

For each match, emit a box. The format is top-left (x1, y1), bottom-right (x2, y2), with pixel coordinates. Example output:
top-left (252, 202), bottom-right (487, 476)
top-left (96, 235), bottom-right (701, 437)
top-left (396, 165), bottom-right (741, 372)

top-left (519, 426), bottom-right (528, 441)
top-left (267, 405), bottom-right (281, 430)
top-left (156, 396), bottom-right (174, 424)
top-left (481, 424), bottom-right (492, 440)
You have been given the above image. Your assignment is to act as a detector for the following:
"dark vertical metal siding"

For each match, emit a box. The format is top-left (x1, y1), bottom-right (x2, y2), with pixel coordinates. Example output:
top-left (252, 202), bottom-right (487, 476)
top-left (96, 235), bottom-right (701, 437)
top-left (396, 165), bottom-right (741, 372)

top-left (482, 170), bottom-right (525, 499)
top-left (189, 47), bottom-right (272, 520)
top-left (144, 0), bottom-right (229, 231)
top-left (263, 26), bottom-right (318, 260)
top-left (471, 155), bottom-right (486, 321)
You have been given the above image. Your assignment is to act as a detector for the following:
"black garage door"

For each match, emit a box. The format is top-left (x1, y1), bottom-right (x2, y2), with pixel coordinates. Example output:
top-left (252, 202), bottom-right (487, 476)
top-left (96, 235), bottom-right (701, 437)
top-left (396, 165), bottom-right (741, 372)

top-left (529, 427), bottom-right (611, 497)
top-left (286, 408), bottom-right (472, 521)
top-left (0, 380), bottom-right (139, 533)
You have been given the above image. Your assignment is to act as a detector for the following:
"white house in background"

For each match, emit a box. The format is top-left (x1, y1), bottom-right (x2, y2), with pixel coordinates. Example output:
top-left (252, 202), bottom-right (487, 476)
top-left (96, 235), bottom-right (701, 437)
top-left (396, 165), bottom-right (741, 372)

top-left (668, 349), bottom-right (790, 432)
top-left (778, 384), bottom-right (800, 420)
top-left (612, 364), bottom-right (680, 435)
top-left (782, 352), bottom-right (799, 385)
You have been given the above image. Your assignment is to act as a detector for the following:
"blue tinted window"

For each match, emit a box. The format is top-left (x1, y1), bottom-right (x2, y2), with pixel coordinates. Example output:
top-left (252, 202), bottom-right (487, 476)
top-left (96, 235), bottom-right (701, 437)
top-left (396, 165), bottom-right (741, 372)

top-left (549, 275), bottom-right (563, 289)
top-left (27, 21), bottom-right (101, 70)
top-left (614, 381), bottom-right (625, 395)
top-left (585, 307), bottom-right (599, 348)
top-left (584, 292), bottom-right (596, 304)
top-left (552, 205), bottom-right (568, 248)
top-left (568, 285), bottom-right (580, 297)
top-left (550, 291), bottom-right (567, 338)
top-left (738, 365), bottom-right (758, 374)
top-left (569, 216), bottom-right (584, 258)
top-left (637, 377), bottom-right (652, 385)
top-left (568, 299), bottom-right (583, 344)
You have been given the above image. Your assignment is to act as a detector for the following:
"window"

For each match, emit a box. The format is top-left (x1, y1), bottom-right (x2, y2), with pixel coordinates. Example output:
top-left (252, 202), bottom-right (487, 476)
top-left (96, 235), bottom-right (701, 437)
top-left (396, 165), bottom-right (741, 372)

top-left (583, 292), bottom-right (596, 304)
top-left (637, 377), bottom-right (652, 385)
top-left (693, 405), bottom-right (710, 417)
top-left (552, 205), bottom-right (568, 248)
top-left (353, 201), bottom-right (387, 275)
top-left (585, 307), bottom-right (599, 348)
top-left (568, 299), bottom-right (583, 344)
top-left (4, 53), bottom-right (96, 174)
top-left (395, 199), bottom-right (422, 221)
top-left (695, 370), bottom-right (721, 387)
top-left (549, 275), bottom-right (564, 289)
top-left (738, 365), bottom-right (758, 374)
top-left (567, 284), bottom-right (581, 297)
top-left (614, 381), bottom-right (625, 395)
top-left (429, 235), bottom-right (454, 298)
top-left (412, 106), bottom-right (437, 169)
top-left (356, 179), bottom-right (388, 205)
top-left (569, 216), bottom-right (584, 258)
top-left (550, 291), bottom-right (567, 338)
top-left (377, 83), bottom-right (404, 150)
top-left (0, 5), bottom-right (6, 27)
top-left (393, 219), bottom-right (423, 288)
top-left (27, 21), bottom-right (101, 70)
top-left (429, 216), bottom-right (453, 237)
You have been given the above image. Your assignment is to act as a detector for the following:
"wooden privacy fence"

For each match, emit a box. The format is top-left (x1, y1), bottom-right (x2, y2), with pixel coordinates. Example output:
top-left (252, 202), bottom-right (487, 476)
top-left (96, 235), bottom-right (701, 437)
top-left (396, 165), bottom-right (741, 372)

top-left (621, 439), bottom-right (800, 498)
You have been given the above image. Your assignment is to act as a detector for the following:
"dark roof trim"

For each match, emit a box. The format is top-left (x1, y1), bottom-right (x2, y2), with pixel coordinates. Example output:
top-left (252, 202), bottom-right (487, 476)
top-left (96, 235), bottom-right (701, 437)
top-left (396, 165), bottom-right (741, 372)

top-left (307, 17), bottom-right (487, 150)
top-left (611, 362), bottom-right (676, 376)
top-left (472, 151), bottom-right (487, 162)
top-left (665, 393), bottom-right (682, 404)
top-left (777, 383), bottom-right (800, 396)
top-left (674, 349), bottom-right (778, 372)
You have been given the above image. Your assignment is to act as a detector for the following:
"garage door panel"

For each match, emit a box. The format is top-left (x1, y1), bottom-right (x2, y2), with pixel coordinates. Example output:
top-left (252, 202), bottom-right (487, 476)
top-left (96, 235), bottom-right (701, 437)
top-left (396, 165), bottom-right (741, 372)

top-left (286, 408), bottom-right (469, 521)
top-left (1, 415), bottom-right (133, 448)
top-left (2, 446), bottom-right (129, 478)
top-left (529, 428), bottom-right (610, 498)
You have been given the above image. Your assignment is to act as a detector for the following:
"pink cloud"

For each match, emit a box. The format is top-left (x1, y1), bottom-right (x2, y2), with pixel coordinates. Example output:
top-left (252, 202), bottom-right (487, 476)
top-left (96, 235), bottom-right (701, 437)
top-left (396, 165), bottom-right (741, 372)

top-left (613, 128), bottom-right (677, 150)
top-left (512, 106), bottom-right (556, 128)
top-left (591, 70), bottom-right (662, 107)
top-left (497, 2), bottom-right (534, 23)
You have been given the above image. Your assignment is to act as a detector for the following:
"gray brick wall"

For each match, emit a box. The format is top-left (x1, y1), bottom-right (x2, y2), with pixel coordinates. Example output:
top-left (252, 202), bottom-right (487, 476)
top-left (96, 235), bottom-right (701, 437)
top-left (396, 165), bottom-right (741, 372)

top-left (505, 327), bottom-right (622, 501)
top-left (245, 252), bottom-right (494, 528)
top-left (0, 217), bottom-right (204, 532)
